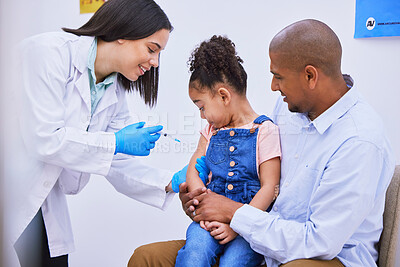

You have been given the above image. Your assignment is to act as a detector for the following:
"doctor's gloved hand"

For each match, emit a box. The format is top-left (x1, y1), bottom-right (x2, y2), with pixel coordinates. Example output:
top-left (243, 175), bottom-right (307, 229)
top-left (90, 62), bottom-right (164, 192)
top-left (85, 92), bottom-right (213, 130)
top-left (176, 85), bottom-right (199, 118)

top-left (171, 156), bottom-right (210, 193)
top-left (196, 156), bottom-right (210, 184)
top-left (171, 164), bottom-right (188, 193)
top-left (114, 122), bottom-right (162, 156)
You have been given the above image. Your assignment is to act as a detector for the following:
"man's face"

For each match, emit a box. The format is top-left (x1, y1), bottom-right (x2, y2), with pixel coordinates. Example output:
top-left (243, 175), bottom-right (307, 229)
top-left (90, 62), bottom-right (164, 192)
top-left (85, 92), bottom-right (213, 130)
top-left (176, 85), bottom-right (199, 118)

top-left (269, 52), bottom-right (310, 114)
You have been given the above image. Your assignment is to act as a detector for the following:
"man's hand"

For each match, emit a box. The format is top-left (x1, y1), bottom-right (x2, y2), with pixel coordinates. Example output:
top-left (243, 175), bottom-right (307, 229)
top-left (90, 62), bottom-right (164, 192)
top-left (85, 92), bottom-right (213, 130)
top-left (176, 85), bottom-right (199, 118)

top-left (207, 221), bottom-right (238, 245)
top-left (178, 182), bottom-right (206, 219)
top-left (193, 190), bottom-right (244, 224)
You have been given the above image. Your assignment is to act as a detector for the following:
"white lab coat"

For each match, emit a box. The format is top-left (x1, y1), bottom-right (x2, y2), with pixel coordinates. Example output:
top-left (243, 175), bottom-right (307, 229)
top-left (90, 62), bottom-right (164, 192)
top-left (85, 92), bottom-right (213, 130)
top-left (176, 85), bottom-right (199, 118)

top-left (13, 32), bottom-right (174, 257)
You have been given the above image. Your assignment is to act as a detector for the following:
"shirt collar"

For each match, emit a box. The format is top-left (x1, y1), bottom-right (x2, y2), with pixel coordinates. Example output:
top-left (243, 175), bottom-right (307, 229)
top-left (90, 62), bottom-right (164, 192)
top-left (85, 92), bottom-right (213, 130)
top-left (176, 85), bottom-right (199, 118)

top-left (310, 75), bottom-right (359, 134)
top-left (87, 37), bottom-right (97, 73)
top-left (87, 37), bottom-right (116, 86)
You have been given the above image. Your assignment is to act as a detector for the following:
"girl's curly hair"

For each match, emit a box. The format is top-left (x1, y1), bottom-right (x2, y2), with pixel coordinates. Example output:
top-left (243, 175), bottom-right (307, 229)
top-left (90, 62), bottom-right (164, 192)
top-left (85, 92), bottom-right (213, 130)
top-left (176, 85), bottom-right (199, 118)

top-left (188, 35), bottom-right (247, 95)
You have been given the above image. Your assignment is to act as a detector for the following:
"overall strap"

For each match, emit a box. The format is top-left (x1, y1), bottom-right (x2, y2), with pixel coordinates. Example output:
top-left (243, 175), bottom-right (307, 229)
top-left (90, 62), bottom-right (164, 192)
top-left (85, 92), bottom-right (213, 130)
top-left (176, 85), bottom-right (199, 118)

top-left (253, 115), bottom-right (273, 124)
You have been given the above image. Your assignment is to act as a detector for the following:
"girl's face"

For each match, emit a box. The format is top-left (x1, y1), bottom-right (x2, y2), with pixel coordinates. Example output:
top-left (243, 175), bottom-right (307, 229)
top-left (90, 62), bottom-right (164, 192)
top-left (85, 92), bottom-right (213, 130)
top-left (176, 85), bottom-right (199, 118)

top-left (116, 29), bottom-right (170, 81)
top-left (189, 86), bottom-right (230, 129)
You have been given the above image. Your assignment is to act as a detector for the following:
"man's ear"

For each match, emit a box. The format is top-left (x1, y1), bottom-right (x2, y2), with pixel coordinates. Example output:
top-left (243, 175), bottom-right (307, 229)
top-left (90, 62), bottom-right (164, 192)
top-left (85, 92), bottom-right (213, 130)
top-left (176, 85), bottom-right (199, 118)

top-left (217, 87), bottom-right (231, 105)
top-left (304, 65), bottom-right (318, 89)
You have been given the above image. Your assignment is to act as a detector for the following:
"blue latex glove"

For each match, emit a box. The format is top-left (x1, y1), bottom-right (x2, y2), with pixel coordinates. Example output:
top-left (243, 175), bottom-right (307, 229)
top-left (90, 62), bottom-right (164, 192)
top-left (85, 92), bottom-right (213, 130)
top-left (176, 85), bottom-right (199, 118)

top-left (195, 156), bottom-right (210, 184)
top-left (171, 165), bottom-right (188, 193)
top-left (171, 156), bottom-right (210, 193)
top-left (114, 122), bottom-right (162, 156)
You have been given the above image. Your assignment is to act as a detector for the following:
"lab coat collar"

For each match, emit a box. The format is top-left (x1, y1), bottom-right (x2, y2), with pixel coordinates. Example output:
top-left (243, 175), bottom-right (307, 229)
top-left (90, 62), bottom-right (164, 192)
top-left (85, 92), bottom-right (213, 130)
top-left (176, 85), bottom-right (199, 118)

top-left (74, 69), bottom-right (91, 112)
top-left (74, 35), bottom-right (95, 73)
top-left (73, 36), bottom-right (95, 112)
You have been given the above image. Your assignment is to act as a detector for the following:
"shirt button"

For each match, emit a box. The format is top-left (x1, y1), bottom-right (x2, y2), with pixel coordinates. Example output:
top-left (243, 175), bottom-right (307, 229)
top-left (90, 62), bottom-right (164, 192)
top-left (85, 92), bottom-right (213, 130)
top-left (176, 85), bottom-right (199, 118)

top-left (229, 146), bottom-right (235, 152)
top-left (285, 182), bottom-right (289, 187)
top-left (273, 207), bottom-right (278, 211)
top-left (227, 184), bottom-right (234, 190)
top-left (43, 181), bottom-right (52, 188)
top-left (228, 172), bottom-right (234, 177)
top-left (91, 90), bottom-right (96, 95)
top-left (294, 154), bottom-right (299, 159)
top-left (230, 161), bottom-right (235, 167)
top-left (229, 130), bottom-right (235, 136)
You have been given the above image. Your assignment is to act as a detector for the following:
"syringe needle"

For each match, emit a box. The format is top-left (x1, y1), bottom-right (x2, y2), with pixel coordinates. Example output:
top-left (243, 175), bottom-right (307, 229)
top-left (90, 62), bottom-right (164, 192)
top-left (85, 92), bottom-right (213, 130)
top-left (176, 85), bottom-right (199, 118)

top-left (159, 131), bottom-right (181, 143)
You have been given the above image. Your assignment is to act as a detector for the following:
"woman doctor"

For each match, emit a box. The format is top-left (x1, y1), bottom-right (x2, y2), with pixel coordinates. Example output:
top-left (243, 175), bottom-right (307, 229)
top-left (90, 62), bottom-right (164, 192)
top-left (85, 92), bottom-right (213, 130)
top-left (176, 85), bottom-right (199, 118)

top-left (13, 0), bottom-right (197, 266)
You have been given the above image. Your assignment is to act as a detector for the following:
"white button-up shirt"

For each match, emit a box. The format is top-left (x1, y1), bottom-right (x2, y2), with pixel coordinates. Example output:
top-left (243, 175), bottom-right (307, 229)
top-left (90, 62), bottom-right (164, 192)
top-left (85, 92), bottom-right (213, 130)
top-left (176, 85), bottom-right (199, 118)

top-left (230, 82), bottom-right (395, 267)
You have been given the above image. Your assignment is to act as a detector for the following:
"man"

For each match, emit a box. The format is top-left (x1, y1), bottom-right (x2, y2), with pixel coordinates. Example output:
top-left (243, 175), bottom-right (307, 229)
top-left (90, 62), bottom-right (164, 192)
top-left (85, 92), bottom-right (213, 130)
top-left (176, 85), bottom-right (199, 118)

top-left (129, 19), bottom-right (395, 267)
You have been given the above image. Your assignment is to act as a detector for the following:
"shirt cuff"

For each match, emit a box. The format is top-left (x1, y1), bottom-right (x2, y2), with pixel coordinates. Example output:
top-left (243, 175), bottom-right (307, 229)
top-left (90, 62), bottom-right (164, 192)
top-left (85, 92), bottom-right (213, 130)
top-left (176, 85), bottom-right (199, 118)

top-left (230, 204), bottom-right (265, 236)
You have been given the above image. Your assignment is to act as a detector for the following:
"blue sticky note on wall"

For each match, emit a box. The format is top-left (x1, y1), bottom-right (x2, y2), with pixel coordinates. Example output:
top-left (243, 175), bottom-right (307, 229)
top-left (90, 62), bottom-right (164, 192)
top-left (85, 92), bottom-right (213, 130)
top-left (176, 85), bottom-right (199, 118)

top-left (355, 0), bottom-right (400, 38)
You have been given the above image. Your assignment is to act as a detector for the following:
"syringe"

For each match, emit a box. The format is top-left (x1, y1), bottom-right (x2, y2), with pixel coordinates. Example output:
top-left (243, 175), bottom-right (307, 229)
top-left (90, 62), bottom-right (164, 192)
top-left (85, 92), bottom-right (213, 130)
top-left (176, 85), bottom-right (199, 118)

top-left (159, 131), bottom-right (181, 143)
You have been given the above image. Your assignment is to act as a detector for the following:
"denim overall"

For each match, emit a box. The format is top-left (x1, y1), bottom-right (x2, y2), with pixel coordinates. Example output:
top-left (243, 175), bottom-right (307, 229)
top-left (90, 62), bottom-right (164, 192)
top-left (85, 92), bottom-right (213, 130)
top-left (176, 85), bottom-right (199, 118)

top-left (175, 115), bottom-right (271, 267)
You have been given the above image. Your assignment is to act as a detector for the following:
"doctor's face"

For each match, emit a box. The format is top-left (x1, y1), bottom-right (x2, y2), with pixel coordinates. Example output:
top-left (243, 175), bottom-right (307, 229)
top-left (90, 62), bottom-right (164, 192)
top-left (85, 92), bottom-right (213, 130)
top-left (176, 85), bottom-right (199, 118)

top-left (116, 29), bottom-right (170, 81)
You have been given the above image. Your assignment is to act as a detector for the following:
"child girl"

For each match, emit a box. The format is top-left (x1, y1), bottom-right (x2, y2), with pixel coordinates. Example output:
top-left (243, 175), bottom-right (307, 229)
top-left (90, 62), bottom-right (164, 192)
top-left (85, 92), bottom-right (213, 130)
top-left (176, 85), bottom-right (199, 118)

top-left (175, 35), bottom-right (281, 267)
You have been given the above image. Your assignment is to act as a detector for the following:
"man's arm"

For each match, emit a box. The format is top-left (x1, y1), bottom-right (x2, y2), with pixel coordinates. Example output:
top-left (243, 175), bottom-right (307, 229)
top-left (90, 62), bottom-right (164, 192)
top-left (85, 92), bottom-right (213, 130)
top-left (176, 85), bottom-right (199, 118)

top-left (229, 139), bottom-right (390, 263)
top-left (195, 139), bottom-right (392, 263)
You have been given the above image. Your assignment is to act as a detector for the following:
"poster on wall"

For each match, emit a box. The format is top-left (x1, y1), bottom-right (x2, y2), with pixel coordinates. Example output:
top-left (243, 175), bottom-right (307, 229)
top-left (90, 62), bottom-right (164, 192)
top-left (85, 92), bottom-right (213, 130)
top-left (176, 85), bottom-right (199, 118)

top-left (80, 0), bottom-right (106, 14)
top-left (354, 0), bottom-right (400, 38)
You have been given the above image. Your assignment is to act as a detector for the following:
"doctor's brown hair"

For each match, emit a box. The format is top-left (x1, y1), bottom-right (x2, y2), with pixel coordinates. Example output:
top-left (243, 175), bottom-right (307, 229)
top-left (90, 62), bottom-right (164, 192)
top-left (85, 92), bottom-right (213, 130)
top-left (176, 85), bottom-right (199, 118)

top-left (188, 35), bottom-right (247, 95)
top-left (63, 0), bottom-right (173, 107)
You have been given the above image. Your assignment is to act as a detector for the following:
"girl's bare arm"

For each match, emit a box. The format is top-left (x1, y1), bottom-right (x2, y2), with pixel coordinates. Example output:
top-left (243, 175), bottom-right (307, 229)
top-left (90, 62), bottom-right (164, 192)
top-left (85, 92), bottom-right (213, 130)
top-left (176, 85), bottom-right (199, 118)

top-left (249, 157), bottom-right (281, 210)
top-left (186, 135), bottom-right (208, 192)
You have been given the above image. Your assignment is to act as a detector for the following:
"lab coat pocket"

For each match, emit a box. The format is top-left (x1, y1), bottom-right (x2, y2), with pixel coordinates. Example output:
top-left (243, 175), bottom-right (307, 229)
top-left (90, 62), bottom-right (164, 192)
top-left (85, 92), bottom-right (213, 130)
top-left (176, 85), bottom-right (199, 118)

top-left (58, 169), bottom-right (90, 194)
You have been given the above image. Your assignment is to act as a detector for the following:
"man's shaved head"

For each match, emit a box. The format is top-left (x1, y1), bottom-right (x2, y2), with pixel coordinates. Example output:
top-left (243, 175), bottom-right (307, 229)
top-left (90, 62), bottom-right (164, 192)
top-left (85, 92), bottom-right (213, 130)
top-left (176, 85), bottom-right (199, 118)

top-left (269, 19), bottom-right (342, 77)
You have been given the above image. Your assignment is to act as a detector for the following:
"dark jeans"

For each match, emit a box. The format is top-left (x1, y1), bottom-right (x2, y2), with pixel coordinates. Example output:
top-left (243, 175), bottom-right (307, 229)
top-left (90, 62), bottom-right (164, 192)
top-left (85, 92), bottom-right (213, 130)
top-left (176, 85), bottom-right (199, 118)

top-left (14, 209), bottom-right (68, 267)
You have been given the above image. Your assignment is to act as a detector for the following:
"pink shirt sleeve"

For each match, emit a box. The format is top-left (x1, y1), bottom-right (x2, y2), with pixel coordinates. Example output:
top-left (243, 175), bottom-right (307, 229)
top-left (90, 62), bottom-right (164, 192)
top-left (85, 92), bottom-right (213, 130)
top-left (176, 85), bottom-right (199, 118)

top-left (200, 123), bottom-right (214, 140)
top-left (257, 121), bottom-right (281, 165)
top-left (200, 124), bottom-right (214, 153)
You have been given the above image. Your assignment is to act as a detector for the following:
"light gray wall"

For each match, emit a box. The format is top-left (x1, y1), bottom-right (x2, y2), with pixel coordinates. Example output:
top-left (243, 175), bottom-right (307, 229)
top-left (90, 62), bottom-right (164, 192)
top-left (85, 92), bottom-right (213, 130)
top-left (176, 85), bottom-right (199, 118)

top-left (2, 1), bottom-right (399, 266)
top-left (0, 1), bottom-right (5, 265)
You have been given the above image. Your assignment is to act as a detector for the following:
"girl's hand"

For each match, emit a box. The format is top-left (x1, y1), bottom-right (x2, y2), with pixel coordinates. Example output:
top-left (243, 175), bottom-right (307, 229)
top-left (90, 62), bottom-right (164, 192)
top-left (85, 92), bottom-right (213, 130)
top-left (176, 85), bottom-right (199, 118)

top-left (199, 220), bottom-right (210, 230)
top-left (207, 221), bottom-right (238, 245)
